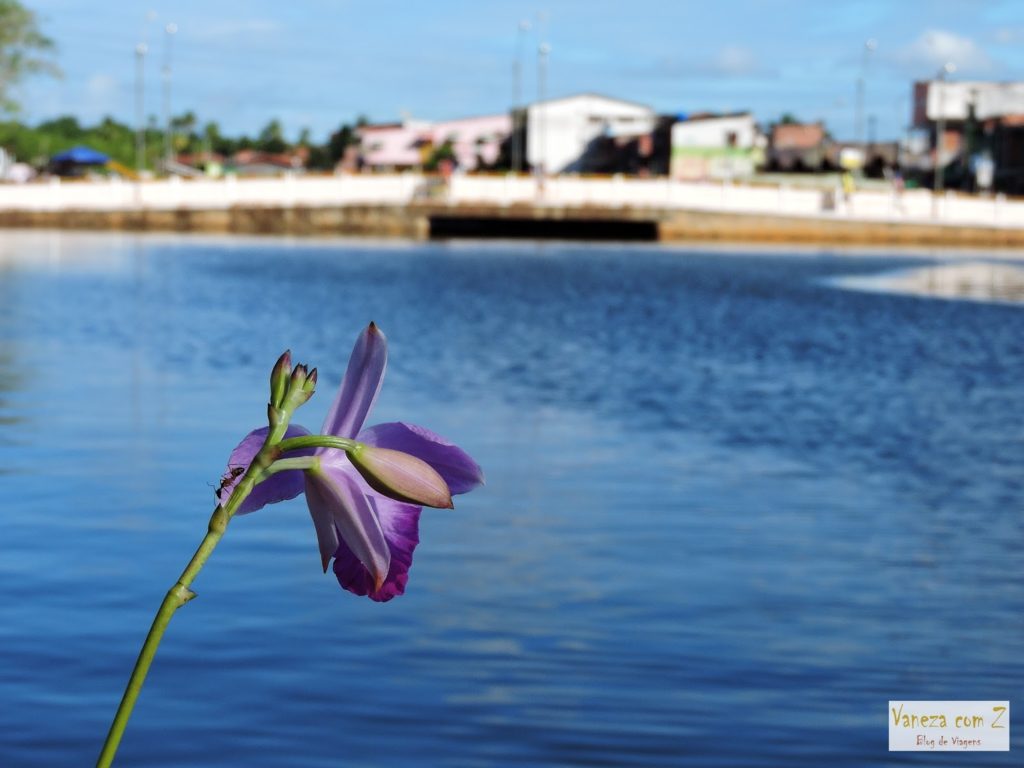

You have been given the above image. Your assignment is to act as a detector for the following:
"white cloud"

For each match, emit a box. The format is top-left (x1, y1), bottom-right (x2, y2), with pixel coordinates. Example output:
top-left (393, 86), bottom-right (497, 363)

top-left (190, 19), bottom-right (281, 42)
top-left (993, 27), bottom-right (1024, 45)
top-left (708, 45), bottom-right (759, 77)
top-left (81, 73), bottom-right (119, 120)
top-left (87, 73), bottom-right (117, 98)
top-left (631, 44), bottom-right (773, 80)
top-left (896, 29), bottom-right (992, 73)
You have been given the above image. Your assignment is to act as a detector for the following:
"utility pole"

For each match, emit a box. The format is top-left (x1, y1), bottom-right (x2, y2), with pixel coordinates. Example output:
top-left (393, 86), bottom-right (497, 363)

top-left (511, 20), bottom-right (530, 174)
top-left (134, 10), bottom-right (157, 180)
top-left (162, 22), bottom-right (177, 172)
top-left (135, 42), bottom-right (148, 177)
top-left (895, 94), bottom-right (908, 167)
top-left (933, 61), bottom-right (956, 216)
top-left (854, 38), bottom-right (877, 148)
top-left (537, 41), bottom-right (550, 177)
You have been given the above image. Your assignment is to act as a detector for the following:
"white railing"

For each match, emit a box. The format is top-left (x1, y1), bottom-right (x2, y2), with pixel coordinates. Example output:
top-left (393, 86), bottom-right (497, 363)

top-left (0, 173), bottom-right (1022, 229)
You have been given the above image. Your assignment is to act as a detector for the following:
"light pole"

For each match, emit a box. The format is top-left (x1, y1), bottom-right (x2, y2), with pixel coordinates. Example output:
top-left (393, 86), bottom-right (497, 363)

top-left (894, 94), bottom-right (909, 170)
top-left (162, 22), bottom-right (177, 171)
top-left (854, 38), bottom-right (877, 147)
top-left (537, 41), bottom-right (550, 177)
top-left (135, 42), bottom-right (148, 176)
top-left (933, 61), bottom-right (956, 210)
top-left (511, 19), bottom-right (530, 174)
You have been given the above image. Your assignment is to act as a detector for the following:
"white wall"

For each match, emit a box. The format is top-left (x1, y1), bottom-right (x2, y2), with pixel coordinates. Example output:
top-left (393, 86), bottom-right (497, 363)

top-left (526, 94), bottom-right (655, 173)
top-left (1, 174), bottom-right (1023, 230)
top-left (926, 81), bottom-right (1024, 121)
top-left (671, 115), bottom-right (757, 149)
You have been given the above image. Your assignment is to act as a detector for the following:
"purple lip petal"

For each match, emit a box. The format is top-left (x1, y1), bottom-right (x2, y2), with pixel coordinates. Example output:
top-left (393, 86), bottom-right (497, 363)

top-left (305, 458), bottom-right (391, 588)
top-left (358, 422), bottom-right (484, 495)
top-left (220, 424), bottom-right (312, 515)
top-left (321, 323), bottom-right (388, 440)
top-left (333, 495), bottom-right (421, 602)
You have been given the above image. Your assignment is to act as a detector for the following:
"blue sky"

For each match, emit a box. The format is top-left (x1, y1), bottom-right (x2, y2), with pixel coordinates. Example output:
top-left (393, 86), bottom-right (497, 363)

top-left (19, 0), bottom-right (1024, 141)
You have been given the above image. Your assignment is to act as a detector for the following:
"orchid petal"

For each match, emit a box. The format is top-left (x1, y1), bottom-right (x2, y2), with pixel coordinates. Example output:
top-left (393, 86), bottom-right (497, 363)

top-left (333, 495), bottom-right (421, 602)
top-left (305, 458), bottom-right (390, 588)
top-left (359, 422), bottom-right (484, 495)
top-left (307, 499), bottom-right (340, 573)
top-left (219, 424), bottom-right (311, 515)
top-left (321, 323), bottom-right (387, 439)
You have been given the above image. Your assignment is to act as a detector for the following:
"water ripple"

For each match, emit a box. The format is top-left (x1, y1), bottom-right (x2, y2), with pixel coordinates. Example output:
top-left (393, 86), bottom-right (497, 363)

top-left (0, 233), bottom-right (1020, 765)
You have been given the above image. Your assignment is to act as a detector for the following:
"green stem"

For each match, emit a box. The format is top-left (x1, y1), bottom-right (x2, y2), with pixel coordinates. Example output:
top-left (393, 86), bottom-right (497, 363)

top-left (95, 511), bottom-right (224, 767)
top-left (96, 413), bottom-right (295, 767)
top-left (276, 434), bottom-right (359, 455)
top-left (257, 456), bottom-right (320, 479)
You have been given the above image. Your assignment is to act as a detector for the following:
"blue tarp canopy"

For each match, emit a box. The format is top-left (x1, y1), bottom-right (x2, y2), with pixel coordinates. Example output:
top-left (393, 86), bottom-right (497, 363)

top-left (51, 145), bottom-right (109, 165)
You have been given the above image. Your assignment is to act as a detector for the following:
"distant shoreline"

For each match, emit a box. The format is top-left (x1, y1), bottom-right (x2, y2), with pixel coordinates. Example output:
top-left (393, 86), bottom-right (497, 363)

top-left (0, 174), bottom-right (1021, 247)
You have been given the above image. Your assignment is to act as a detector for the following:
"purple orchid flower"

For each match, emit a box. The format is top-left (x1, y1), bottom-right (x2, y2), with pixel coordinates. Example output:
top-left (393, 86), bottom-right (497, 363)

top-left (220, 323), bottom-right (483, 602)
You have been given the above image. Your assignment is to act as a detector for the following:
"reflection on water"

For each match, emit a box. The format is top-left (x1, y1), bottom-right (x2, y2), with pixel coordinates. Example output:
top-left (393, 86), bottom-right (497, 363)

top-left (0, 232), bottom-right (1021, 767)
top-left (832, 259), bottom-right (1024, 304)
top-left (0, 348), bottom-right (22, 432)
top-left (0, 229), bottom-right (136, 273)
top-left (0, 275), bottom-right (24, 435)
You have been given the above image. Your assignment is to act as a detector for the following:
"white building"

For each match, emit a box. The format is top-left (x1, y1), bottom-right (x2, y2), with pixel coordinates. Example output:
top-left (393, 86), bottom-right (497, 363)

top-left (910, 80), bottom-right (1024, 192)
top-left (526, 93), bottom-right (656, 174)
top-left (670, 112), bottom-right (763, 180)
top-left (918, 80), bottom-right (1024, 121)
top-left (671, 113), bottom-right (758, 150)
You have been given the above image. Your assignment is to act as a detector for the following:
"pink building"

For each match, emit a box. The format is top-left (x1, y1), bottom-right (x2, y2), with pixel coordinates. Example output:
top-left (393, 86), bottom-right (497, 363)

top-left (358, 113), bottom-right (511, 172)
top-left (430, 113), bottom-right (511, 170)
top-left (357, 121), bottom-right (432, 171)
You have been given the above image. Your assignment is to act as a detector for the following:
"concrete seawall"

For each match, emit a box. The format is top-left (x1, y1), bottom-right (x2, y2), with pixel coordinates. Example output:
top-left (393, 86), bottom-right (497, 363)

top-left (657, 208), bottom-right (1024, 247)
top-left (0, 205), bottom-right (427, 239)
top-left (4, 202), bottom-right (1024, 248)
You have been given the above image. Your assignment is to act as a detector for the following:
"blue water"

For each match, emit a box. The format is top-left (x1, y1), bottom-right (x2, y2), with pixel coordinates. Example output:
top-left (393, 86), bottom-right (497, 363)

top-left (0, 232), bottom-right (1021, 766)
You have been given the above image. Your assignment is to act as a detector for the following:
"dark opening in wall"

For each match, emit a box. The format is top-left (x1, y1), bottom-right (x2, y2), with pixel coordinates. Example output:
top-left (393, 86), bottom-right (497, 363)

top-left (429, 215), bottom-right (659, 241)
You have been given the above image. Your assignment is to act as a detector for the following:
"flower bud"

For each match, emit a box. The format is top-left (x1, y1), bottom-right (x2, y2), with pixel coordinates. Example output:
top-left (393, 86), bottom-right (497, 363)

top-left (279, 363), bottom-right (316, 410)
top-left (289, 363), bottom-right (308, 391)
top-left (303, 367), bottom-right (318, 394)
top-left (270, 350), bottom-right (292, 408)
top-left (346, 444), bottom-right (453, 508)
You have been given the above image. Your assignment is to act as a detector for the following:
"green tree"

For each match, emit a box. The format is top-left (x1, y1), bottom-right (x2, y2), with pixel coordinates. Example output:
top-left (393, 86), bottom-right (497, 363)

top-left (257, 118), bottom-right (286, 153)
top-left (203, 121), bottom-right (237, 156)
top-left (170, 110), bottom-right (198, 153)
top-left (36, 114), bottom-right (80, 136)
top-left (328, 125), bottom-right (354, 160)
top-left (423, 139), bottom-right (455, 172)
top-left (0, 1), bottom-right (58, 112)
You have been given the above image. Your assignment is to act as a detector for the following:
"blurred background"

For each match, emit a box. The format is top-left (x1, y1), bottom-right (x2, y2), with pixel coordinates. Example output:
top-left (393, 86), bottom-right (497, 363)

top-left (2, 0), bottom-right (1024, 191)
